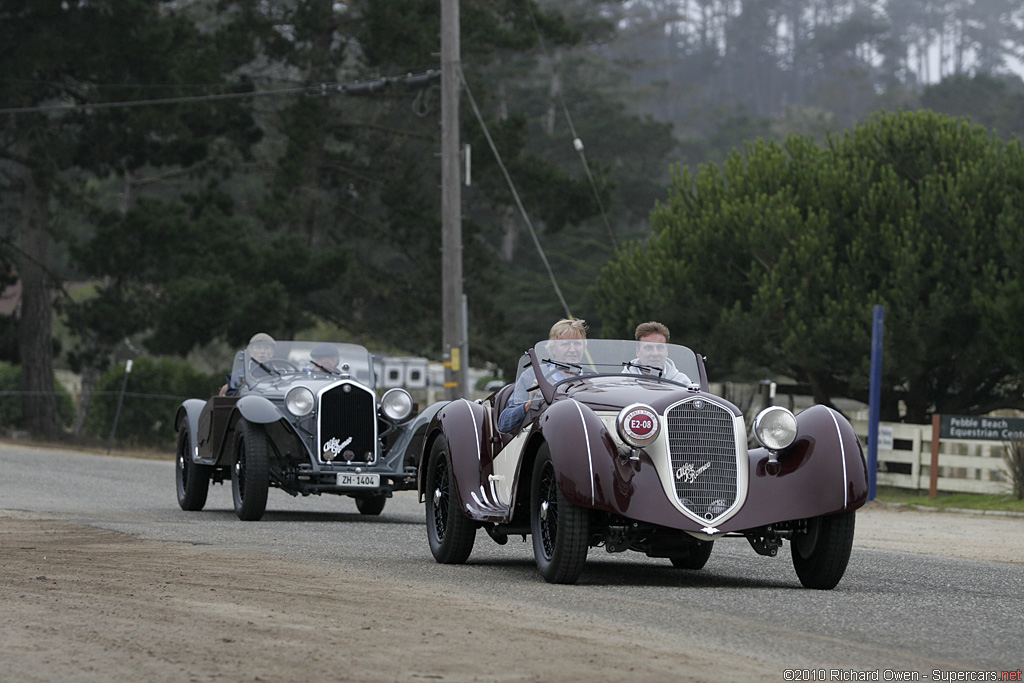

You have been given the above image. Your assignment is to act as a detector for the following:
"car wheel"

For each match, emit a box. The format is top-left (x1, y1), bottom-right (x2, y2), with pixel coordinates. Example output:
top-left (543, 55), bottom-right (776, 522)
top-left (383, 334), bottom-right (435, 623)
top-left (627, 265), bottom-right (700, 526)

top-left (669, 540), bottom-right (713, 570)
top-left (175, 417), bottom-right (210, 511)
top-left (531, 443), bottom-right (589, 584)
top-left (425, 434), bottom-right (476, 563)
top-left (791, 510), bottom-right (856, 589)
top-left (232, 418), bottom-right (270, 521)
top-left (355, 494), bottom-right (387, 516)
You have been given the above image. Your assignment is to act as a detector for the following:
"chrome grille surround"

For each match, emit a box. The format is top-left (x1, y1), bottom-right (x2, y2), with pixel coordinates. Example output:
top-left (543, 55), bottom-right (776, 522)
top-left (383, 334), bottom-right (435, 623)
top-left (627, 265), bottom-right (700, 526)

top-left (664, 396), bottom-right (747, 526)
top-left (317, 381), bottom-right (378, 464)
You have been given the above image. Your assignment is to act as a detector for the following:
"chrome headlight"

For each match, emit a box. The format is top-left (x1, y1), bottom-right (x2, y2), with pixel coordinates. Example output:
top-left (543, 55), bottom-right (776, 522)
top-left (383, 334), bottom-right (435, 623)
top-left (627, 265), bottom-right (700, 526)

top-left (285, 386), bottom-right (315, 417)
top-left (753, 406), bottom-right (797, 451)
top-left (616, 403), bottom-right (661, 448)
top-left (380, 388), bottom-right (414, 422)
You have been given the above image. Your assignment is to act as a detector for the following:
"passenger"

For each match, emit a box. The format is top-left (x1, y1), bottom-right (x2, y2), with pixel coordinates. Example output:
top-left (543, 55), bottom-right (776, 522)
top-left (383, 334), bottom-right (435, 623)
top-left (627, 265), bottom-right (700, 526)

top-left (219, 333), bottom-right (277, 396)
top-left (497, 318), bottom-right (587, 434)
top-left (309, 343), bottom-right (341, 374)
top-left (622, 321), bottom-right (691, 383)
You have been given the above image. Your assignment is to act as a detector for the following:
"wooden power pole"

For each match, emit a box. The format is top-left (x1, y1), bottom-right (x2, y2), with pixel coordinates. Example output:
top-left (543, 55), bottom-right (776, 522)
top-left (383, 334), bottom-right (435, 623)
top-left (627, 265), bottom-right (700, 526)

top-left (441, 0), bottom-right (466, 400)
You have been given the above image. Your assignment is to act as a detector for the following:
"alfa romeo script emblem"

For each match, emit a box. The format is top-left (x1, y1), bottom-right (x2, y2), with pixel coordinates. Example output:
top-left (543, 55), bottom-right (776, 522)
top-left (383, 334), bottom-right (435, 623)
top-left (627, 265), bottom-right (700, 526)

top-left (323, 436), bottom-right (353, 458)
top-left (675, 461), bottom-right (711, 483)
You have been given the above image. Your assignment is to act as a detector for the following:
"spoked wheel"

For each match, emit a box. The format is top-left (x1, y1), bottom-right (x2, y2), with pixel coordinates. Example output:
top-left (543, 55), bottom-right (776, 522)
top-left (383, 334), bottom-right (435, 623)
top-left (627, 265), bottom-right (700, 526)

top-left (425, 434), bottom-right (476, 563)
top-left (531, 443), bottom-right (589, 584)
top-left (355, 493), bottom-right (387, 516)
top-left (231, 418), bottom-right (271, 521)
top-left (669, 540), bottom-right (714, 570)
top-left (791, 510), bottom-right (856, 589)
top-left (175, 417), bottom-right (210, 511)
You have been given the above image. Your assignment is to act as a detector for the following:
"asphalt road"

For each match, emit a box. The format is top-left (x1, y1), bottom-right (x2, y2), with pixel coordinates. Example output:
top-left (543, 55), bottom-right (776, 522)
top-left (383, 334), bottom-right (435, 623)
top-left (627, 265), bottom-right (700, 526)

top-left (2, 442), bottom-right (1022, 677)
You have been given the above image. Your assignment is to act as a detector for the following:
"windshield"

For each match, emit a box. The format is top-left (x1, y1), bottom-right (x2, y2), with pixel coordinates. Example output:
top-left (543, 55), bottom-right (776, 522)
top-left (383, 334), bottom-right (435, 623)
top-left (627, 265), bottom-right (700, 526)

top-left (243, 341), bottom-right (375, 387)
top-left (515, 339), bottom-right (701, 388)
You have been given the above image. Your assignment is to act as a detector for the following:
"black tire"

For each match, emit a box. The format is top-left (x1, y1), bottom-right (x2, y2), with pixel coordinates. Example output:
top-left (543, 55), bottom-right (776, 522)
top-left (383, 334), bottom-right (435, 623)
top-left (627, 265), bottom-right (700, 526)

top-left (531, 443), bottom-right (589, 584)
top-left (791, 510), bottom-right (856, 589)
top-left (669, 540), bottom-right (714, 570)
top-left (425, 434), bottom-right (476, 564)
top-left (175, 418), bottom-right (211, 511)
top-left (355, 493), bottom-right (387, 516)
top-left (231, 418), bottom-right (270, 521)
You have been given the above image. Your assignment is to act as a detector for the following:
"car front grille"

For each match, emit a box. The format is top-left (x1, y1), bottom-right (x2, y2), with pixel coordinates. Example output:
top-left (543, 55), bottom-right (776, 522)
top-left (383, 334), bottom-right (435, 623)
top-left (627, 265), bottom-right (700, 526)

top-left (665, 398), bottom-right (738, 522)
top-left (318, 383), bottom-right (377, 464)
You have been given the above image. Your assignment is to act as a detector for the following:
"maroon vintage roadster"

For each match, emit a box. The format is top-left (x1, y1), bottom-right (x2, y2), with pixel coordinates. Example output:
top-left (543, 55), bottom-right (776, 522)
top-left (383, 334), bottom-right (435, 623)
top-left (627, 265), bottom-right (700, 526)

top-left (418, 338), bottom-right (868, 588)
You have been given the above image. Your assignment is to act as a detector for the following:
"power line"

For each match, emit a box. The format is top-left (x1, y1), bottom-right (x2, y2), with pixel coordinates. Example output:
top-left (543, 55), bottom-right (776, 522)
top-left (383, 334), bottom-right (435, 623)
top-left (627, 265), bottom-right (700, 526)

top-left (460, 68), bottom-right (573, 321)
top-left (0, 70), bottom-right (440, 116)
top-left (524, 2), bottom-right (618, 250)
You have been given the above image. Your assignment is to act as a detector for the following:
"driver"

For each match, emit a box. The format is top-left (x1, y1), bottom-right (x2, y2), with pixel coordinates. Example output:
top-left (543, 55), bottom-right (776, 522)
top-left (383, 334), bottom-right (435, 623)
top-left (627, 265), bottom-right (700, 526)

top-left (622, 321), bottom-right (690, 382)
top-left (308, 343), bottom-right (341, 374)
top-left (219, 332), bottom-right (277, 396)
top-left (497, 318), bottom-right (587, 434)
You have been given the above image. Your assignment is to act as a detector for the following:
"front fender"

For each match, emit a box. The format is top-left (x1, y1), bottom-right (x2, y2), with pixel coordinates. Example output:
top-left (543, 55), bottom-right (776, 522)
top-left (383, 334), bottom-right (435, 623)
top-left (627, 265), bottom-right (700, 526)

top-left (538, 401), bottom-right (686, 525)
top-left (233, 395), bottom-right (283, 424)
top-left (726, 404), bottom-right (868, 529)
top-left (538, 399), bottom-right (616, 509)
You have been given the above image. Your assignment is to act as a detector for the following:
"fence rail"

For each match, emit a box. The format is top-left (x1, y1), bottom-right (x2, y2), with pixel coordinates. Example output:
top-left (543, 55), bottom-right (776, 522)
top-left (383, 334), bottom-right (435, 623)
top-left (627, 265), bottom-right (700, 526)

top-left (851, 420), bottom-right (1014, 495)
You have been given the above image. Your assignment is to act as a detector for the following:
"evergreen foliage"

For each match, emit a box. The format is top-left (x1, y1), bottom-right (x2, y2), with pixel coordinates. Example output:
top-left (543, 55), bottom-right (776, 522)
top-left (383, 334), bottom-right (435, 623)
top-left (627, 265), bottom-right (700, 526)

top-left (0, 362), bottom-right (75, 431)
top-left (596, 110), bottom-right (1024, 421)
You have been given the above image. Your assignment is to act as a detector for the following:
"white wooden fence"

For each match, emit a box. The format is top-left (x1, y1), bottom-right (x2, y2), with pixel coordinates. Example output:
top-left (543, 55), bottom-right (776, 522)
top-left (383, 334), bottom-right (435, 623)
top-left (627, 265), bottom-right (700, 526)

top-left (850, 420), bottom-right (1014, 495)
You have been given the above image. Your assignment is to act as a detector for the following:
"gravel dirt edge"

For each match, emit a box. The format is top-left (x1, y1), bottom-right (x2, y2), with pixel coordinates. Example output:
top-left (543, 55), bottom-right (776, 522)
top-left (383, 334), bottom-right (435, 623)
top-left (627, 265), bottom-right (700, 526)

top-left (2, 502), bottom-right (1022, 682)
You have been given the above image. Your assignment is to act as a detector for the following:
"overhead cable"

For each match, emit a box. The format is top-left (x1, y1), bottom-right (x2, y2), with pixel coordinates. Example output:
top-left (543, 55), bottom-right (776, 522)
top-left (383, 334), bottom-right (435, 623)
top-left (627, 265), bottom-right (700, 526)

top-left (524, 3), bottom-right (617, 249)
top-left (0, 70), bottom-right (440, 116)
top-left (460, 68), bottom-right (573, 321)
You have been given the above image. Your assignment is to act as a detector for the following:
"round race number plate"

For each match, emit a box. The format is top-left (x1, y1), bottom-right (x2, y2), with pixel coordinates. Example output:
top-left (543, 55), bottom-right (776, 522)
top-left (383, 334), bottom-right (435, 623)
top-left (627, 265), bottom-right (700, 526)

top-left (621, 405), bottom-right (659, 444)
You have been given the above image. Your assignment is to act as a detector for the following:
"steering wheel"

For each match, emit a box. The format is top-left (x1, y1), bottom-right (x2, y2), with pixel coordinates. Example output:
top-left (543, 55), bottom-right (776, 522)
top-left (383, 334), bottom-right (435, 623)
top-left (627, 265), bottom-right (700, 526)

top-left (266, 358), bottom-right (298, 373)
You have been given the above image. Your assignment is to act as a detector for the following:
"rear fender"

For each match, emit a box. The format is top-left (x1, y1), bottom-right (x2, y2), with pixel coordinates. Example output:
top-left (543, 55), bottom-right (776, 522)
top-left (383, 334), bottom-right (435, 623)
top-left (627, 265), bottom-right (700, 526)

top-left (426, 399), bottom-right (500, 521)
top-left (175, 399), bottom-right (207, 463)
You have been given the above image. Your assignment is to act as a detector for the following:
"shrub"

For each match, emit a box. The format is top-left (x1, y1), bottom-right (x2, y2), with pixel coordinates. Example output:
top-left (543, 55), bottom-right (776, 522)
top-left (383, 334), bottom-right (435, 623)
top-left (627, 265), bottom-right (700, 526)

top-left (84, 357), bottom-right (221, 449)
top-left (1004, 440), bottom-right (1024, 500)
top-left (0, 361), bottom-right (76, 431)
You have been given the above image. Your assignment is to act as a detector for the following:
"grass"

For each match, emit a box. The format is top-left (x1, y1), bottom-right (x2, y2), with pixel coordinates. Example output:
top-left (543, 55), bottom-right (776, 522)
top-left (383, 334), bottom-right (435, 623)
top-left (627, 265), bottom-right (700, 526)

top-left (874, 486), bottom-right (1024, 514)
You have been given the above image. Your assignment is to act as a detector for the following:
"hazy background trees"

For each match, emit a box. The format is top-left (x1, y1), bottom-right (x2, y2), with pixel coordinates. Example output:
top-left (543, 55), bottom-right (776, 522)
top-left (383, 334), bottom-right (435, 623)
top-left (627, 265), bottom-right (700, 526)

top-left (1, 0), bottom-right (1023, 440)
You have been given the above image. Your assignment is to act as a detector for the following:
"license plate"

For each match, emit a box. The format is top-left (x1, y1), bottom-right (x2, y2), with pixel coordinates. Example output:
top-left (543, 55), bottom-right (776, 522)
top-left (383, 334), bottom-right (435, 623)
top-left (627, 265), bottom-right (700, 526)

top-left (337, 473), bottom-right (379, 488)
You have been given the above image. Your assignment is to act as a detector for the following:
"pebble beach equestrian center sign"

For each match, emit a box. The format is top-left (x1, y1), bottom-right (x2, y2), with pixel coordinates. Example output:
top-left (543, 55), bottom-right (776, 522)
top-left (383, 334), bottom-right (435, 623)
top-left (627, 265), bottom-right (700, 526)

top-left (940, 415), bottom-right (1024, 441)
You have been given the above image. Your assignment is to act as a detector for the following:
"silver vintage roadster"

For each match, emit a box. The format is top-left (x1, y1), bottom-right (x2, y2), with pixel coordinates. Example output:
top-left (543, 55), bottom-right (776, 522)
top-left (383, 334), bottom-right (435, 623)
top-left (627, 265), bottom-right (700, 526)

top-left (175, 341), bottom-right (420, 520)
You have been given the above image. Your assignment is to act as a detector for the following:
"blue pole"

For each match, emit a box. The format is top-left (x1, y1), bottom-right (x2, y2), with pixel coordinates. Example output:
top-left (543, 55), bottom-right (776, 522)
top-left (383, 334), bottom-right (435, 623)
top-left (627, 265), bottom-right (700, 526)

top-left (867, 305), bottom-right (884, 501)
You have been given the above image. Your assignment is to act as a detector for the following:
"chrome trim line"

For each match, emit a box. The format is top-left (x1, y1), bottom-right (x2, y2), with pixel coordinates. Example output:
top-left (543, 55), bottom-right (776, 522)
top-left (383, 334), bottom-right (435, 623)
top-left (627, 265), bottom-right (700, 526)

top-left (569, 400), bottom-right (595, 504)
top-left (457, 399), bottom-right (482, 462)
top-left (825, 407), bottom-right (849, 507)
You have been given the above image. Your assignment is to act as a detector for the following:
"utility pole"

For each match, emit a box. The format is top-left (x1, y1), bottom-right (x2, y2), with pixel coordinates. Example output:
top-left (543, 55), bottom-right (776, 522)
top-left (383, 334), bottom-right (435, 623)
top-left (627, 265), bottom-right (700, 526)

top-left (441, 0), bottom-right (466, 400)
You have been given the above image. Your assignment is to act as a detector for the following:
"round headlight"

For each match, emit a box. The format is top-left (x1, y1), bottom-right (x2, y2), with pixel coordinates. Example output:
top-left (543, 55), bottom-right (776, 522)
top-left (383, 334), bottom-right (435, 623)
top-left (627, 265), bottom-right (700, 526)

top-left (381, 388), bottom-right (414, 422)
top-left (616, 403), bottom-right (661, 448)
top-left (285, 386), bottom-right (315, 417)
top-left (753, 406), bottom-right (798, 451)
